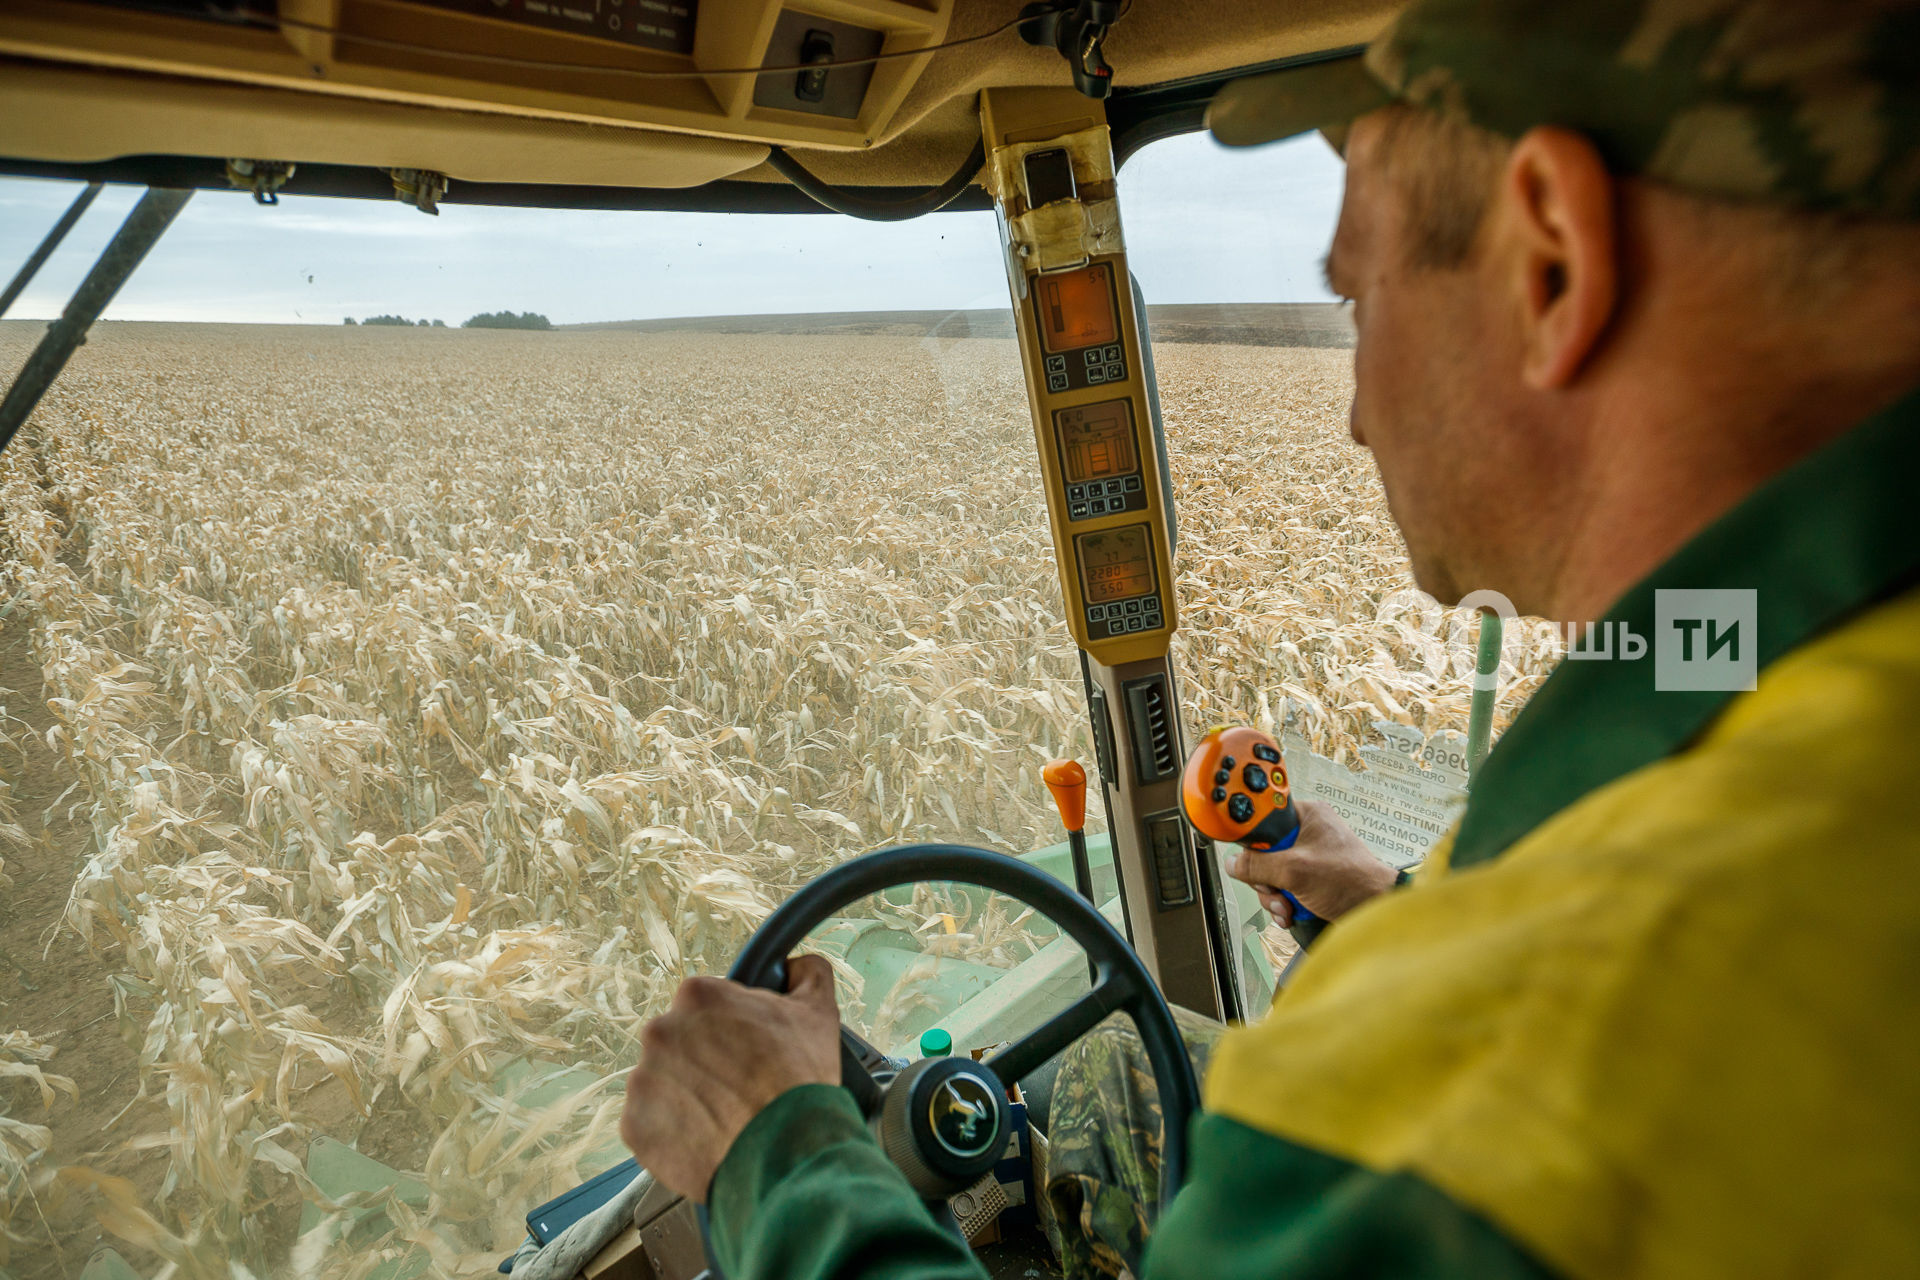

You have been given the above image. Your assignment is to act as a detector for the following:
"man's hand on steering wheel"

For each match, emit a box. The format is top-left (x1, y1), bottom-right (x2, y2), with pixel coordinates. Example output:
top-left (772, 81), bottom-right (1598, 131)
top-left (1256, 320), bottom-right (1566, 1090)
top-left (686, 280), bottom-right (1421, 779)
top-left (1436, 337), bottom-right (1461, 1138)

top-left (620, 842), bottom-right (1198, 1277)
top-left (620, 954), bottom-right (842, 1202)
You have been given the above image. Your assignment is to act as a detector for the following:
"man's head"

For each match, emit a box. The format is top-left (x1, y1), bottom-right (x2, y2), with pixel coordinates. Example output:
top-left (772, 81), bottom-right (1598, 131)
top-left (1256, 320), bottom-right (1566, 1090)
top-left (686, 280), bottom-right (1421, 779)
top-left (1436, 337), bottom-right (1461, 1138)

top-left (1212, 1), bottom-right (1920, 621)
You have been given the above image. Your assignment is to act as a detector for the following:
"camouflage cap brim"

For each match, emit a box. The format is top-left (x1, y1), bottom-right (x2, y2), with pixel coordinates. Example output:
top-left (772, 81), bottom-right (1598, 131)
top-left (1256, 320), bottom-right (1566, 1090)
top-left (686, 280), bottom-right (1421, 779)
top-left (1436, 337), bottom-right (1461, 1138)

top-left (1206, 56), bottom-right (1393, 150)
top-left (1206, 0), bottom-right (1920, 219)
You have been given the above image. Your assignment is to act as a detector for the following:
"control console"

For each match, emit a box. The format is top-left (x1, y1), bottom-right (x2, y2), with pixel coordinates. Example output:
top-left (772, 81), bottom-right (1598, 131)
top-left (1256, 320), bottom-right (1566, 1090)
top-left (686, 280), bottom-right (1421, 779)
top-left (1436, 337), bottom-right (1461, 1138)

top-left (1011, 249), bottom-right (1174, 664)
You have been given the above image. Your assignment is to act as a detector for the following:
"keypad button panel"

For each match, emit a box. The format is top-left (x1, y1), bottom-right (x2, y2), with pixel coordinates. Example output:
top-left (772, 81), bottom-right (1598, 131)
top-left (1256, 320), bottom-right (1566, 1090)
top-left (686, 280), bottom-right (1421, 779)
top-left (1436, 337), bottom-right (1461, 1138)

top-left (1040, 342), bottom-right (1128, 394)
top-left (1088, 593), bottom-right (1166, 636)
top-left (1064, 478), bottom-right (1148, 522)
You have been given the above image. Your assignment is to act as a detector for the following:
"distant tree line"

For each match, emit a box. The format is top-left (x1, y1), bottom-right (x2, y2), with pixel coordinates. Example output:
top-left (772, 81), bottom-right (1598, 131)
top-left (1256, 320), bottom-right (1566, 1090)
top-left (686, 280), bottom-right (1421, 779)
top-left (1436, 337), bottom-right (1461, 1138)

top-left (462, 311), bottom-right (552, 330)
top-left (341, 312), bottom-right (551, 329)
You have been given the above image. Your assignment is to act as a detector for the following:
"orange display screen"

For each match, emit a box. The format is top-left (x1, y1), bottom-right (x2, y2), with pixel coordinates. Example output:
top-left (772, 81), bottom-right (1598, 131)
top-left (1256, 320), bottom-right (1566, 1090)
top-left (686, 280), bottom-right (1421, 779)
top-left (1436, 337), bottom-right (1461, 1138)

top-left (1036, 263), bottom-right (1120, 353)
top-left (1076, 525), bottom-right (1156, 605)
top-left (1055, 399), bottom-right (1138, 483)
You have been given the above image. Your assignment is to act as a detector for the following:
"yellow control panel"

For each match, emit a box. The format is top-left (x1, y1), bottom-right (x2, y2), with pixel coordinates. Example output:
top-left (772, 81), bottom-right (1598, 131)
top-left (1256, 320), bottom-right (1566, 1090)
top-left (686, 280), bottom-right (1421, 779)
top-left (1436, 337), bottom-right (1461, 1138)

top-left (1016, 251), bottom-right (1174, 665)
top-left (981, 89), bottom-right (1175, 666)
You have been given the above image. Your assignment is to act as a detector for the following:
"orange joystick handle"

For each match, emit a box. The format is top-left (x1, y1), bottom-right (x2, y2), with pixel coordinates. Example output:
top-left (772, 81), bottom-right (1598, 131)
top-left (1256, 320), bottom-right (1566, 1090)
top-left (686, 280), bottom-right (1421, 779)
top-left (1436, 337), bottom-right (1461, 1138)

top-left (1043, 758), bottom-right (1088, 832)
top-left (1181, 727), bottom-right (1319, 929)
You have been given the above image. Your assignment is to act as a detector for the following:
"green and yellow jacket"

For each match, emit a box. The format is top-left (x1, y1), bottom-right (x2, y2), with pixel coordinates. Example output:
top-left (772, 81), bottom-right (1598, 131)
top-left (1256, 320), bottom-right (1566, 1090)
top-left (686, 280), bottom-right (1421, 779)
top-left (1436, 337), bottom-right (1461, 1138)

top-left (708, 384), bottom-right (1920, 1279)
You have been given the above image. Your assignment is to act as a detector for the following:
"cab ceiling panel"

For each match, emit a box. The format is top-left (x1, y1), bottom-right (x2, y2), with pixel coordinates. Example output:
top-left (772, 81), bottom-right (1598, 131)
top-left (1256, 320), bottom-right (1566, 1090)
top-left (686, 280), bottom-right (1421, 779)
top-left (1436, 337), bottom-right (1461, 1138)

top-left (0, 0), bottom-right (950, 177)
top-left (0, 59), bottom-right (766, 187)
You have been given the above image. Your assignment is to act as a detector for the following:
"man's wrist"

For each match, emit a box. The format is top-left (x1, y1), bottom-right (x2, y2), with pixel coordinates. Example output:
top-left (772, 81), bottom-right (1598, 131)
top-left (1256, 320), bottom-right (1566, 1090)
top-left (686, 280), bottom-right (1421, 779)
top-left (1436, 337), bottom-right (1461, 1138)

top-left (707, 1083), bottom-right (868, 1264)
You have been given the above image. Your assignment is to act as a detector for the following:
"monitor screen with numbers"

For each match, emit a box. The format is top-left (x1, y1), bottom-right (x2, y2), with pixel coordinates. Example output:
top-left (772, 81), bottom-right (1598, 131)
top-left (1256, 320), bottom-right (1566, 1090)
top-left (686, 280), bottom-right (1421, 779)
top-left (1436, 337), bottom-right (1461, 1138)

top-left (1076, 524), bottom-right (1156, 604)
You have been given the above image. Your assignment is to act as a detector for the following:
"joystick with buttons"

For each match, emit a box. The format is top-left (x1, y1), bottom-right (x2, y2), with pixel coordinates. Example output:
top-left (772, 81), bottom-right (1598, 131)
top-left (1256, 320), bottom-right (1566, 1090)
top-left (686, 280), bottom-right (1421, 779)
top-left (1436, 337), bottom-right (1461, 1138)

top-left (1179, 726), bottom-right (1325, 945)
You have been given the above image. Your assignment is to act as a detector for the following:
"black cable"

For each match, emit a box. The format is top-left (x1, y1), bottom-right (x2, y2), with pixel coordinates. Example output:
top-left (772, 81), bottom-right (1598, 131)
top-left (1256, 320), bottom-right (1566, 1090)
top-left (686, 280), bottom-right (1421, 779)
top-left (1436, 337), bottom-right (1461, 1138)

top-left (764, 138), bottom-right (987, 221)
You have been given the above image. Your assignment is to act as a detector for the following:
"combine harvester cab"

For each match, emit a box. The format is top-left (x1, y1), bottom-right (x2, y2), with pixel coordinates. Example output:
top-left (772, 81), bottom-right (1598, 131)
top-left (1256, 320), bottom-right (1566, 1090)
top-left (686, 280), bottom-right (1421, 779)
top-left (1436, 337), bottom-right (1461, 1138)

top-left (0, 2), bottom-right (1514, 1277)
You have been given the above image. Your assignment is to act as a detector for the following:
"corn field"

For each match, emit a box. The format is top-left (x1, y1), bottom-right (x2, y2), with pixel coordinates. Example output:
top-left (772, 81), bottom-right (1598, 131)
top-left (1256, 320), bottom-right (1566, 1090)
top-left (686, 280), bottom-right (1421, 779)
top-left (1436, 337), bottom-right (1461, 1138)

top-left (0, 322), bottom-right (1556, 1280)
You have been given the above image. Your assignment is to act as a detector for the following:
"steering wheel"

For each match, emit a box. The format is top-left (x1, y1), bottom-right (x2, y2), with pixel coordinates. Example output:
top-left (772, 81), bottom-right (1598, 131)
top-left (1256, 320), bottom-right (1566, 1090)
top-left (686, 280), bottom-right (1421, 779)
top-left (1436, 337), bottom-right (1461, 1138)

top-left (699, 842), bottom-right (1200, 1272)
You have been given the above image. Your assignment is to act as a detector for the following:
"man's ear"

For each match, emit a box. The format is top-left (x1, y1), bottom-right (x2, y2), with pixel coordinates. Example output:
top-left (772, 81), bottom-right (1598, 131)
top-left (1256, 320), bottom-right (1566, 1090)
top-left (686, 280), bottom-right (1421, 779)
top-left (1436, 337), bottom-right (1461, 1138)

top-left (1500, 126), bottom-right (1619, 389)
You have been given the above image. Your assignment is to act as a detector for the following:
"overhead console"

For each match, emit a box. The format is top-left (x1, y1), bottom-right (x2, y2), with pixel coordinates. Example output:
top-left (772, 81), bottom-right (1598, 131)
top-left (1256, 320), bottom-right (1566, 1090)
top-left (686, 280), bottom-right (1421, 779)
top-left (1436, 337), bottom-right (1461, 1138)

top-left (0, 0), bottom-right (953, 169)
top-left (395, 0), bottom-right (701, 56)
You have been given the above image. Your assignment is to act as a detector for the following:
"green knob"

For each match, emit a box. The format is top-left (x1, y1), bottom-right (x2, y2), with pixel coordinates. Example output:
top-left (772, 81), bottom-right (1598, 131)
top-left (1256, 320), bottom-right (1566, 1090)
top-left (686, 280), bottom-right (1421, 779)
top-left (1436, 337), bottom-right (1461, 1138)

top-left (919, 1027), bottom-right (953, 1058)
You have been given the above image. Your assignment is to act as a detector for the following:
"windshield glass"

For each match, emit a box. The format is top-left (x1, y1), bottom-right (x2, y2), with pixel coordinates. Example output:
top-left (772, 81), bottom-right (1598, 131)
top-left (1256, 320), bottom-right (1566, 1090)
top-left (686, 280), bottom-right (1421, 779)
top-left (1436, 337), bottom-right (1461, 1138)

top-left (0, 129), bottom-right (1555, 1280)
top-left (0, 177), bottom-right (1104, 1278)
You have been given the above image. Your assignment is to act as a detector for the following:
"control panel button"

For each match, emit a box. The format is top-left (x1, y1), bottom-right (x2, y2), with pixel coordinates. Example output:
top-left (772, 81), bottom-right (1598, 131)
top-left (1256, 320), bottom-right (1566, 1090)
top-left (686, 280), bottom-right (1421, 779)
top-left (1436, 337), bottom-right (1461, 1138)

top-left (1227, 793), bottom-right (1255, 823)
top-left (1086, 605), bottom-right (1103, 623)
top-left (1107, 619), bottom-right (1127, 636)
top-left (1242, 763), bottom-right (1269, 793)
top-left (1090, 498), bottom-right (1108, 514)
top-left (1087, 366), bottom-right (1107, 385)
top-left (1124, 599), bottom-right (1140, 615)
top-left (1123, 475), bottom-right (1142, 493)
top-left (1069, 501), bottom-right (1091, 519)
top-left (1213, 768), bottom-right (1230, 786)
top-left (1083, 349), bottom-right (1103, 367)
top-left (1125, 616), bottom-right (1143, 632)
top-left (1045, 354), bottom-right (1067, 374)
top-left (1104, 363), bottom-right (1125, 381)
top-left (1252, 742), bottom-right (1281, 764)
top-left (1211, 787), bottom-right (1227, 802)
top-left (1105, 479), bottom-right (1124, 496)
top-left (1047, 372), bottom-right (1068, 392)
top-left (1102, 344), bottom-right (1122, 362)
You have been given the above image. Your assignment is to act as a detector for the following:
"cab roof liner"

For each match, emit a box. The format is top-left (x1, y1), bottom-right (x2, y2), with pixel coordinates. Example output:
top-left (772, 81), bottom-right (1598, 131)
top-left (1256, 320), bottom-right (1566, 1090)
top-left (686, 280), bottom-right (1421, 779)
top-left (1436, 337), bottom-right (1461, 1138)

top-left (0, 0), bottom-right (1392, 207)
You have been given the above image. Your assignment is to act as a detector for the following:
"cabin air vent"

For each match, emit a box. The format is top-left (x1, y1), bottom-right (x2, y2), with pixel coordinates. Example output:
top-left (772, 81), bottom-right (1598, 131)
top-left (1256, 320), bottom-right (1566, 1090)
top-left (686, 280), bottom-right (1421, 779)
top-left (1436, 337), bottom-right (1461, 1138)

top-left (1123, 674), bottom-right (1178, 785)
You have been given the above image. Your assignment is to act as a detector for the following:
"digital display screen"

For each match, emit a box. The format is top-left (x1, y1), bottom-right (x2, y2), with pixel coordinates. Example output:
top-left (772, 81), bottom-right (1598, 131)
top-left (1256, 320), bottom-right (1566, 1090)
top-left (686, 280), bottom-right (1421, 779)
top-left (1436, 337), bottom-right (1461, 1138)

top-left (1055, 399), bottom-right (1138, 483)
top-left (1036, 263), bottom-right (1120, 353)
top-left (1076, 525), bottom-right (1156, 605)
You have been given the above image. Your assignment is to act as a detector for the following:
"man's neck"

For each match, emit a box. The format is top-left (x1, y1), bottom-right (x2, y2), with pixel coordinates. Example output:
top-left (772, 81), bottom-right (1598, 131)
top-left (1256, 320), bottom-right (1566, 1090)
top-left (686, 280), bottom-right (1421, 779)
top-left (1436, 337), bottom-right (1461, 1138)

top-left (1545, 355), bottom-right (1920, 626)
top-left (1537, 187), bottom-right (1920, 625)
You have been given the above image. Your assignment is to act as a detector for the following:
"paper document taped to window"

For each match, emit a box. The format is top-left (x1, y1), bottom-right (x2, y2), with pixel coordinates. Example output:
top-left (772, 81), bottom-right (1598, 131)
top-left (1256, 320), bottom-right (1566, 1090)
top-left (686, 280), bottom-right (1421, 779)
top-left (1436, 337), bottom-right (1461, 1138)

top-left (1277, 722), bottom-right (1469, 869)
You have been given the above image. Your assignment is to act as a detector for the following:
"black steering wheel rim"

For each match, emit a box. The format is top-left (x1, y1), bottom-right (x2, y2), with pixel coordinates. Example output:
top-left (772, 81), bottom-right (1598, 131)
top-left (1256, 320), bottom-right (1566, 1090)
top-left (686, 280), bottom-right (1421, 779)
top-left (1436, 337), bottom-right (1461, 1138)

top-left (729, 842), bottom-right (1199, 1208)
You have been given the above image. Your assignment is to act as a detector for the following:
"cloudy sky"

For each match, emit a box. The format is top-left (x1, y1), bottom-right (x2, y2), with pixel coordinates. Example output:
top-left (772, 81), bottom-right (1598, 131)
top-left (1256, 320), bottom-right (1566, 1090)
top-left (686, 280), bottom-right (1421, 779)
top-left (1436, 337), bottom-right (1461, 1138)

top-left (0, 130), bottom-right (1343, 325)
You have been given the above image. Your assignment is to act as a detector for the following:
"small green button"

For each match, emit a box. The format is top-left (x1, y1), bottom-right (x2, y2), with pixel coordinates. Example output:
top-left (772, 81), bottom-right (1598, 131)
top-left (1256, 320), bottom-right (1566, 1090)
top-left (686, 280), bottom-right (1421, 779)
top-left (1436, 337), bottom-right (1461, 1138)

top-left (919, 1027), bottom-right (953, 1057)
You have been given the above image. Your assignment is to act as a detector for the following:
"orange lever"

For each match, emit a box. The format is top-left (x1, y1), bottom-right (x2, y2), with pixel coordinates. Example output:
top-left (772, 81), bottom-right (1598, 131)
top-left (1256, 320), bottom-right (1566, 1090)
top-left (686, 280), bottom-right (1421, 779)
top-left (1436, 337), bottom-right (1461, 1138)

top-left (1042, 758), bottom-right (1087, 832)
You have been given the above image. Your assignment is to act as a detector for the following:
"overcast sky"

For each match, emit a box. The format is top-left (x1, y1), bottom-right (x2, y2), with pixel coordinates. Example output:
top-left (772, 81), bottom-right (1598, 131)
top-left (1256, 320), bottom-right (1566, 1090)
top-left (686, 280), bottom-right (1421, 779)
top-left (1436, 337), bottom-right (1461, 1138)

top-left (0, 130), bottom-right (1343, 325)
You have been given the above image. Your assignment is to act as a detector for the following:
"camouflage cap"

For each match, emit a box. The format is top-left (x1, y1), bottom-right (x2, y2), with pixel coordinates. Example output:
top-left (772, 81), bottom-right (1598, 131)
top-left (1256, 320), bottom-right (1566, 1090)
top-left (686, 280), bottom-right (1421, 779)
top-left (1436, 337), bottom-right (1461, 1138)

top-left (1207, 0), bottom-right (1920, 218)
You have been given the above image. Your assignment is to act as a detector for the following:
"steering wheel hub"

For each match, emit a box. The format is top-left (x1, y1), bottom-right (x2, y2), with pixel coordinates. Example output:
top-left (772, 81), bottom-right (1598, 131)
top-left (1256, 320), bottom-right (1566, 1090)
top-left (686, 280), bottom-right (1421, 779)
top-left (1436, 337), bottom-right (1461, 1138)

top-left (931, 1073), bottom-right (999, 1158)
top-left (876, 1055), bottom-right (1013, 1197)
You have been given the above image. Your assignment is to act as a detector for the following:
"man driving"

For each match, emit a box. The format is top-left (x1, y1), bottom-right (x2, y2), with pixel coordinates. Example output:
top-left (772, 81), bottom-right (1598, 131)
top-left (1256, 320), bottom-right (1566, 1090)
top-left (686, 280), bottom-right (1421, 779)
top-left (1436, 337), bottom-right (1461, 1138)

top-left (621, 1), bottom-right (1920, 1276)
